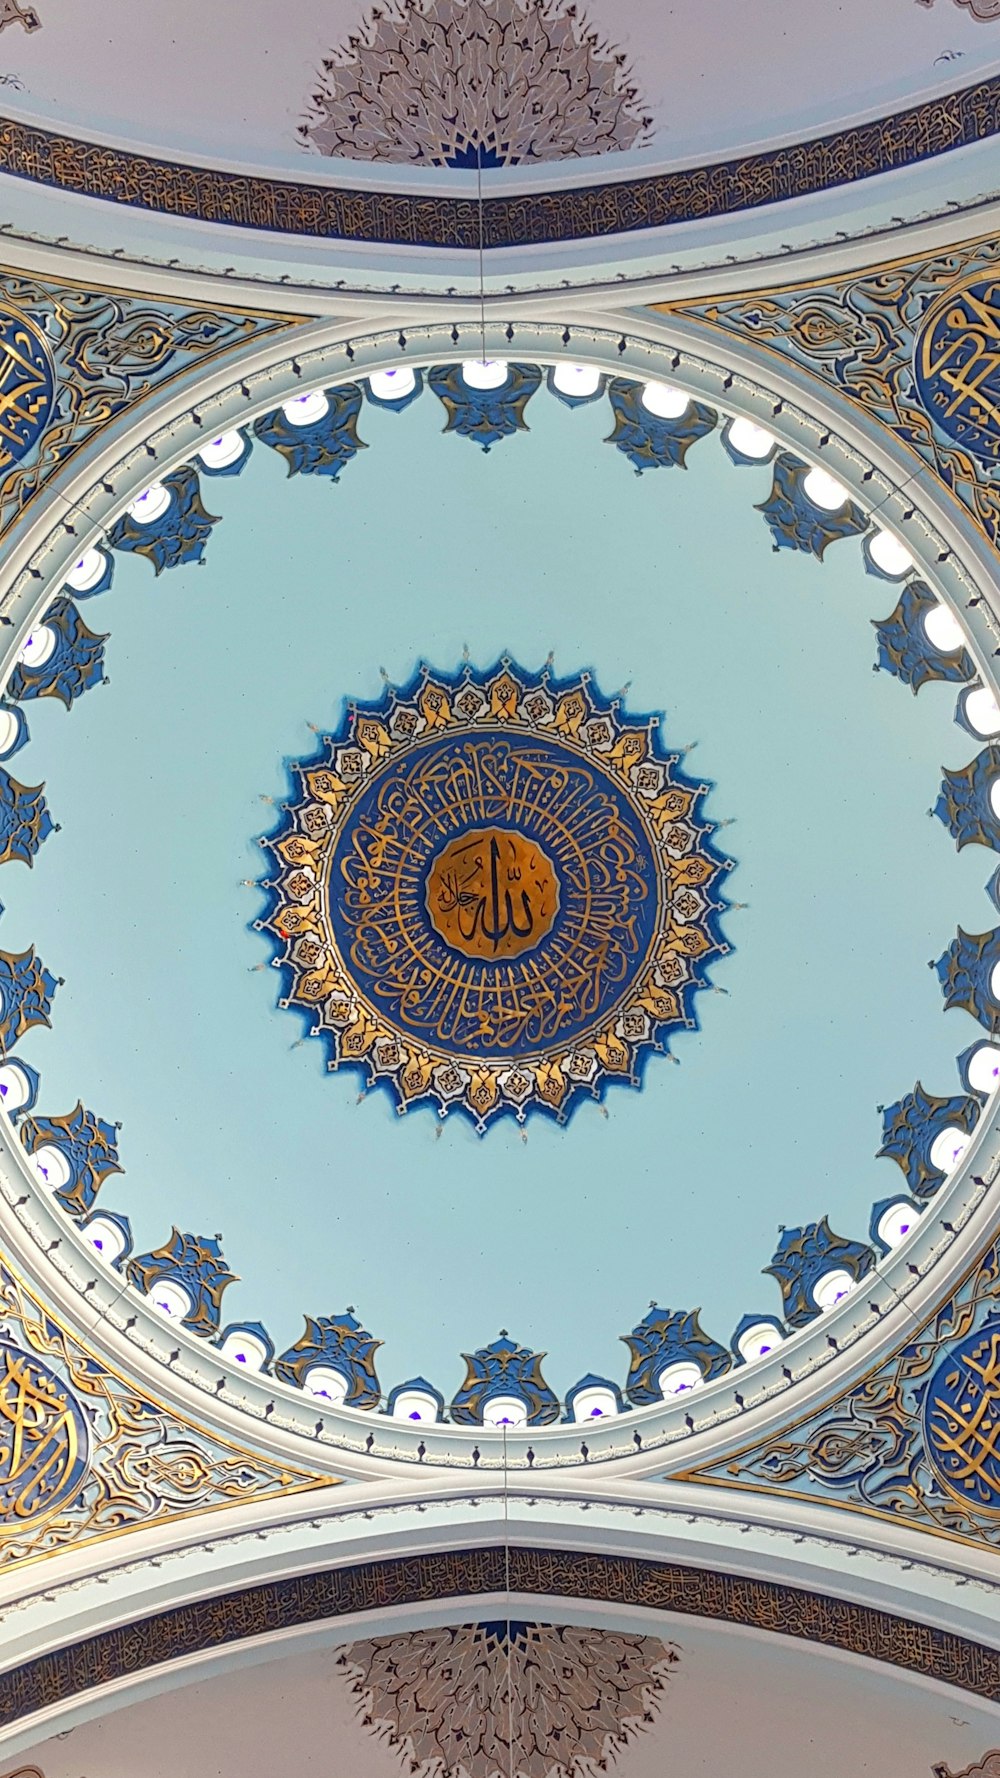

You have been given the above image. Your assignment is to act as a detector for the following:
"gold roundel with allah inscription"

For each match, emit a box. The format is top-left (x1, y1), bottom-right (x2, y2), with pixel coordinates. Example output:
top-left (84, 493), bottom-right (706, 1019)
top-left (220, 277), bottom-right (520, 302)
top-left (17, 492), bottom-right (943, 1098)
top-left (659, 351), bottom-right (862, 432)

top-left (426, 828), bottom-right (560, 962)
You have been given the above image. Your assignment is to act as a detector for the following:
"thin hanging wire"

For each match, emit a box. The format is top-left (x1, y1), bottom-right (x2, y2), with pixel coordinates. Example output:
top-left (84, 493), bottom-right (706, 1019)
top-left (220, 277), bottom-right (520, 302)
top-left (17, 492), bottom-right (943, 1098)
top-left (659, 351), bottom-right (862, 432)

top-left (476, 144), bottom-right (487, 366)
top-left (502, 1421), bottom-right (515, 1778)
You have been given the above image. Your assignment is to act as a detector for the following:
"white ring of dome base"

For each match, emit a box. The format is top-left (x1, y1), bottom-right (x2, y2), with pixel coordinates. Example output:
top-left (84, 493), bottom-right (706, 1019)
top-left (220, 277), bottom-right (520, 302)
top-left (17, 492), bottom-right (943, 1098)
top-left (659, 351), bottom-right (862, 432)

top-left (969, 1043), bottom-right (1000, 1096)
top-left (965, 686), bottom-right (1000, 737)
top-left (368, 368), bottom-right (417, 401)
top-left (65, 547), bottom-right (108, 593)
top-left (803, 466), bottom-right (850, 511)
top-left (877, 1201), bottom-right (920, 1250)
top-left (869, 529), bottom-right (914, 577)
top-left (127, 483), bottom-right (172, 524)
top-left (198, 431), bottom-right (246, 471)
top-left (923, 603), bottom-right (965, 654)
top-left (657, 1360), bottom-right (703, 1397)
top-left (16, 625), bottom-right (56, 670)
top-left (813, 1268), bottom-right (856, 1311)
top-left (641, 381), bottom-right (689, 419)
top-left (727, 417), bottom-right (775, 458)
top-left (281, 391), bottom-right (329, 426)
top-left (552, 363), bottom-right (601, 398)
top-left (929, 1126), bottom-right (973, 1173)
top-left (736, 1321), bottom-right (783, 1364)
top-left (461, 360), bottom-right (509, 390)
top-left (482, 1394), bottom-right (528, 1427)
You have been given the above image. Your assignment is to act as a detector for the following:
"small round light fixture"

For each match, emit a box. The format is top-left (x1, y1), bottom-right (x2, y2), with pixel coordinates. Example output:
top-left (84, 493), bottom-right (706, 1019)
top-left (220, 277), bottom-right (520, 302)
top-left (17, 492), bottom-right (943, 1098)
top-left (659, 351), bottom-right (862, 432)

top-left (0, 1062), bottom-right (32, 1113)
top-left (803, 466), bottom-right (849, 511)
top-left (66, 547), bottom-right (109, 593)
top-left (657, 1360), bottom-right (703, 1398)
top-left (127, 483), bottom-right (172, 524)
top-left (736, 1321), bottom-right (783, 1364)
top-left (149, 1279), bottom-right (193, 1322)
top-left (369, 368), bottom-right (417, 401)
top-left (727, 417), bottom-right (775, 458)
top-left (461, 360), bottom-right (509, 390)
top-left (923, 603), bottom-right (965, 654)
top-left (30, 1144), bottom-right (71, 1190)
top-left (969, 1043), bottom-right (1000, 1096)
top-left (16, 625), bottom-right (56, 671)
top-left (929, 1125), bottom-right (972, 1174)
top-left (391, 1386), bottom-right (440, 1422)
top-left (552, 363), bottom-right (602, 398)
top-left (483, 1394), bottom-right (528, 1427)
top-left (965, 687), bottom-right (1000, 738)
top-left (876, 1201), bottom-right (920, 1250)
top-left (302, 1364), bottom-right (349, 1404)
top-left (281, 391), bottom-right (329, 427)
top-left (220, 1328), bottom-right (269, 1371)
top-left (868, 530), bottom-right (914, 577)
top-left (641, 381), bottom-right (689, 420)
top-left (198, 431), bottom-right (247, 471)
top-left (571, 1384), bottom-right (619, 1421)
top-left (83, 1215), bottom-right (129, 1266)
top-left (813, 1268), bottom-right (856, 1312)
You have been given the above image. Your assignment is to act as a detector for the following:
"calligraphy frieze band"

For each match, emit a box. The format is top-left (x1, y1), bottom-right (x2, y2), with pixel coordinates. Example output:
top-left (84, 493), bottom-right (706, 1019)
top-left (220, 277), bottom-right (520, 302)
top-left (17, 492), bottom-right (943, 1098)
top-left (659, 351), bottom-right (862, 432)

top-left (1, 74), bottom-right (1000, 246)
top-left (257, 661), bottom-right (732, 1127)
top-left (1, 1545), bottom-right (997, 1728)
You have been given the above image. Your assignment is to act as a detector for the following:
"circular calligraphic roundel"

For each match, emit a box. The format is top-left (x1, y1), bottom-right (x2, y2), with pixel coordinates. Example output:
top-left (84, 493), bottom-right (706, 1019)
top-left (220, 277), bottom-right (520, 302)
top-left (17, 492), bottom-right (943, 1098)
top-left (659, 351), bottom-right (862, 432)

top-left (923, 1317), bottom-right (1000, 1515)
top-left (261, 663), bottom-right (732, 1126)
top-left (0, 305), bottom-right (55, 466)
top-left (913, 276), bottom-right (1000, 463)
top-left (0, 1343), bottom-right (89, 1525)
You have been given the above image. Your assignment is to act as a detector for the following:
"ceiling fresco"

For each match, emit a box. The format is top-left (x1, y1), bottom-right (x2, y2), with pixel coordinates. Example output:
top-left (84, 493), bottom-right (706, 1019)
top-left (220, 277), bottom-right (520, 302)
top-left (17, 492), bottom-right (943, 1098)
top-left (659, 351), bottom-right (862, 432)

top-left (0, 348), bottom-right (992, 1420)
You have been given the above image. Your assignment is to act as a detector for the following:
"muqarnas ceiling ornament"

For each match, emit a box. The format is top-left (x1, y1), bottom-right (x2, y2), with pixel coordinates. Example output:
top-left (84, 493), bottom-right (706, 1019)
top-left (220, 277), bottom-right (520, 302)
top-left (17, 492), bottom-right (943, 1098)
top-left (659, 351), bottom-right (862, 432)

top-left (299, 0), bottom-right (651, 167)
top-left (257, 662), bottom-right (732, 1129)
top-left (338, 1620), bottom-right (678, 1778)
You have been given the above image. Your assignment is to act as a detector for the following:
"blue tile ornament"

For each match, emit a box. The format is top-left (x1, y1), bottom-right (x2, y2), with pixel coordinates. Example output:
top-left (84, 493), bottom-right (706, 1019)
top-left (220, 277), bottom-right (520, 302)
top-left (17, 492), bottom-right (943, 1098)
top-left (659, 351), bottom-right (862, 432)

top-left (765, 1218), bottom-right (875, 1330)
top-left (450, 1334), bottom-right (559, 1425)
top-left (606, 378), bottom-right (717, 472)
top-left (253, 386), bottom-right (367, 479)
top-left (935, 925), bottom-right (1000, 1029)
top-left (20, 1101), bottom-right (122, 1219)
top-left (273, 1311), bottom-right (382, 1408)
top-left (127, 1230), bottom-right (237, 1337)
top-left (757, 453), bottom-right (869, 558)
top-left (936, 748), bottom-right (1000, 852)
top-left (0, 770), bottom-right (52, 866)
top-left (0, 946), bottom-right (56, 1053)
top-left (428, 362), bottom-right (542, 449)
top-left (874, 582), bottom-right (976, 694)
top-left (7, 598), bottom-right (106, 709)
top-left (622, 1306), bottom-right (731, 1406)
top-left (877, 1082), bottom-right (980, 1199)
top-left (108, 466), bottom-right (220, 573)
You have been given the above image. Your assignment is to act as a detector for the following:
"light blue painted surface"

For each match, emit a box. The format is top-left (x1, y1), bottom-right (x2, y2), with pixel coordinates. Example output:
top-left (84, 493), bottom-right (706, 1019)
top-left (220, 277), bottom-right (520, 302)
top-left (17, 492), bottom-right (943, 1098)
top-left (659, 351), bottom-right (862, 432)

top-left (1, 385), bottom-right (991, 1402)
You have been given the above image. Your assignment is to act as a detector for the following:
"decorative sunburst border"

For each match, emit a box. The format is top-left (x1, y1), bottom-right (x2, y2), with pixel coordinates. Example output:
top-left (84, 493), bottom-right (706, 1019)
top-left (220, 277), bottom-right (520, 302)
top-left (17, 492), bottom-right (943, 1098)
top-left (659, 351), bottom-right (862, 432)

top-left (257, 659), bottom-right (733, 1130)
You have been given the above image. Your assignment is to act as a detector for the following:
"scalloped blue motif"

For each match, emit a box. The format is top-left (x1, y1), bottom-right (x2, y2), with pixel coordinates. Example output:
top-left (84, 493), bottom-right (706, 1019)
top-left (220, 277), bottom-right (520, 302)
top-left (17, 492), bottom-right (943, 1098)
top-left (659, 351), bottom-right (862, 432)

top-left (257, 661), bottom-right (734, 1129)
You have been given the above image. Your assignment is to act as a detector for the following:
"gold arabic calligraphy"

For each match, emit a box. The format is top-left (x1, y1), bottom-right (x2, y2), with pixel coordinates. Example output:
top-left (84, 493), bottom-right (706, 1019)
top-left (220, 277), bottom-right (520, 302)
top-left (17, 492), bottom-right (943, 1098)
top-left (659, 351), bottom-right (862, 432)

top-left (427, 828), bottom-right (559, 962)
top-left (0, 1348), bottom-right (86, 1525)
top-left (916, 279), bottom-right (1000, 456)
top-left (928, 1328), bottom-right (1000, 1510)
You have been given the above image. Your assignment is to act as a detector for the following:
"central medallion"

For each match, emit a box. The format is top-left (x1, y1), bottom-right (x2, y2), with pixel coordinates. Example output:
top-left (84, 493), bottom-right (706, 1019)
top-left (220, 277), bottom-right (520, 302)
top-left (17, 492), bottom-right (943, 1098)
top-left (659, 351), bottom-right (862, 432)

top-left (259, 662), bottom-right (732, 1128)
top-left (426, 828), bottom-right (560, 961)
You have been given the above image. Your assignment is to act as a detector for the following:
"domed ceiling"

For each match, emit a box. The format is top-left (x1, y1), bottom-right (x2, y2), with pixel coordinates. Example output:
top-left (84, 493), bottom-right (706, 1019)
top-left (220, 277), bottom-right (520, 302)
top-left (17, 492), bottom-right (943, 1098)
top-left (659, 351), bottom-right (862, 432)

top-left (0, 0), bottom-right (997, 182)
top-left (0, 357), bottom-right (991, 1416)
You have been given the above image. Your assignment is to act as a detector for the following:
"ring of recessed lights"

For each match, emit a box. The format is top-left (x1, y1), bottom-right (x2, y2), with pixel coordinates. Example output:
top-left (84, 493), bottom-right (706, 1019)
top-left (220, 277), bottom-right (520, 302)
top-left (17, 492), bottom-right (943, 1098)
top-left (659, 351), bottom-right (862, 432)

top-left (0, 323), bottom-right (997, 1457)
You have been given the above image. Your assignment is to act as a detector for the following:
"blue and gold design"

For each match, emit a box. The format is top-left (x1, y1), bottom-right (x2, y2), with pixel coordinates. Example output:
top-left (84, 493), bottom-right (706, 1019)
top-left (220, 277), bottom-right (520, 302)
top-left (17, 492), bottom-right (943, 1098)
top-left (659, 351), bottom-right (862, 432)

top-left (0, 771), bottom-right (52, 866)
top-left (7, 598), bottom-right (106, 709)
top-left (126, 1231), bottom-right (237, 1337)
top-left (20, 1102), bottom-right (122, 1220)
top-left (756, 454), bottom-right (869, 559)
top-left (936, 925), bottom-right (1000, 1028)
top-left (427, 364), bottom-right (541, 450)
top-left (913, 277), bottom-right (1000, 463)
top-left (924, 1319), bottom-right (1000, 1513)
top-left (450, 1334), bottom-right (559, 1426)
top-left (0, 1343), bottom-right (88, 1528)
top-left (253, 386), bottom-right (367, 479)
top-left (0, 305), bottom-right (53, 467)
top-left (936, 748), bottom-right (1000, 852)
top-left (274, 1312), bottom-right (382, 1409)
top-left (107, 467), bottom-right (220, 574)
top-left (0, 945), bottom-right (56, 1049)
top-left (878, 1083), bottom-right (981, 1199)
top-left (606, 379), bottom-right (716, 472)
top-left (259, 661), bottom-right (732, 1127)
top-left (873, 582), bottom-right (976, 694)
top-left (622, 1307), bottom-right (731, 1406)
top-left (765, 1218), bottom-right (875, 1330)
